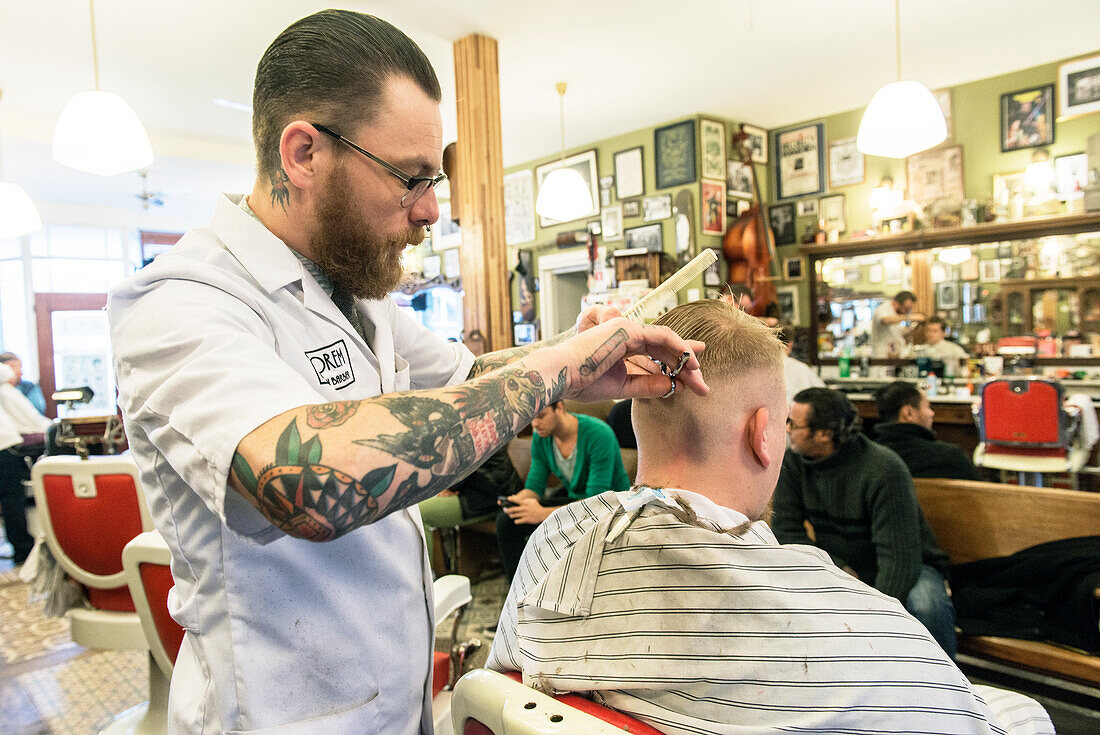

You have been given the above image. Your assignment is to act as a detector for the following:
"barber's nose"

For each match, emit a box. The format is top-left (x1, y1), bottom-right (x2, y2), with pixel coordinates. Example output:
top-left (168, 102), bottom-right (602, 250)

top-left (408, 187), bottom-right (440, 229)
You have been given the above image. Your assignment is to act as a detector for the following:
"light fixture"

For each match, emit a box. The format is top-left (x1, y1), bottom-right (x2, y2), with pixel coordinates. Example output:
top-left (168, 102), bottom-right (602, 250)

top-left (938, 247), bottom-right (972, 265)
top-left (856, 0), bottom-right (946, 158)
top-left (53, 0), bottom-right (153, 176)
top-left (534, 82), bottom-right (592, 223)
top-left (0, 90), bottom-right (42, 238)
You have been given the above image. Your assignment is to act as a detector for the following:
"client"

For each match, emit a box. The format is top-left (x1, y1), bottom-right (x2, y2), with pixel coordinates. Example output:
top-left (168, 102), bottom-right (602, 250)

top-left (488, 299), bottom-right (1050, 735)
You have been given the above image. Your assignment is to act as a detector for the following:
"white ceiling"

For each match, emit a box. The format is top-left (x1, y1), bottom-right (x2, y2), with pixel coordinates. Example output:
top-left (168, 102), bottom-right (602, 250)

top-left (1, 0), bottom-right (1098, 228)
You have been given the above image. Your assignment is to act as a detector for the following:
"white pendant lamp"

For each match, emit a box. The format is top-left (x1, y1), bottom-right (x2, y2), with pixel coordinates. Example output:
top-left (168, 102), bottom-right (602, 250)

top-left (0, 90), bottom-right (42, 238)
top-left (535, 82), bottom-right (592, 223)
top-left (856, 0), bottom-right (946, 159)
top-left (53, 0), bottom-right (154, 176)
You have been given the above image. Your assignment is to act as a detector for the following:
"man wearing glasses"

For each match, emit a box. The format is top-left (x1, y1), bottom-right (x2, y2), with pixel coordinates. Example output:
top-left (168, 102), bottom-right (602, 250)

top-left (108, 11), bottom-right (706, 735)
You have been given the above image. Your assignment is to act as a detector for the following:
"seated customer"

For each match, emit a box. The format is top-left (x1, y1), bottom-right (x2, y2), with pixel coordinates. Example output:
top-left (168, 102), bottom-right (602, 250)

top-left (488, 301), bottom-right (1048, 734)
top-left (774, 387), bottom-right (957, 657)
top-left (496, 401), bottom-right (628, 581)
top-left (874, 380), bottom-right (980, 480)
top-left (0, 352), bottom-right (46, 415)
top-left (418, 444), bottom-right (523, 562)
top-left (923, 316), bottom-right (969, 375)
top-left (0, 362), bottom-right (49, 564)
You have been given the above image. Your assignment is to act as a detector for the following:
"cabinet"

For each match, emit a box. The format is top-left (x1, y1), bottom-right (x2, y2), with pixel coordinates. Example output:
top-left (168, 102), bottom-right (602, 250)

top-left (1000, 277), bottom-right (1100, 336)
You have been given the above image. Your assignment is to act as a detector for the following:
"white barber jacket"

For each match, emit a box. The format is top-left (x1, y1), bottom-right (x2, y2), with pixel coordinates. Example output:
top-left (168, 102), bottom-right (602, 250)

top-left (108, 194), bottom-right (475, 735)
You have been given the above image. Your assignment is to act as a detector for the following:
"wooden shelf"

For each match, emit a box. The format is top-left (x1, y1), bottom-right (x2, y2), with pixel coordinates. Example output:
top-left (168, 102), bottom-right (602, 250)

top-left (799, 211), bottom-right (1100, 259)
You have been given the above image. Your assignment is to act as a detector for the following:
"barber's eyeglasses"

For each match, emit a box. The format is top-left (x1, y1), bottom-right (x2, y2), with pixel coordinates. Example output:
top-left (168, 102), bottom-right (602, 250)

top-left (312, 123), bottom-right (446, 208)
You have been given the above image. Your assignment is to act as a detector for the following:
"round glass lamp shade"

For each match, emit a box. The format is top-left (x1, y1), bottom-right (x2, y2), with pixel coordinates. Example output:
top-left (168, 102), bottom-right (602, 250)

top-left (53, 90), bottom-right (154, 176)
top-left (535, 168), bottom-right (592, 222)
top-left (856, 81), bottom-right (947, 159)
top-left (0, 182), bottom-right (42, 238)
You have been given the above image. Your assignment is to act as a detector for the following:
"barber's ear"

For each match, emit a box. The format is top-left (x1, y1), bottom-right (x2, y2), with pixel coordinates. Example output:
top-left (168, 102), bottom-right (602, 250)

top-left (746, 407), bottom-right (771, 469)
top-left (278, 121), bottom-right (325, 191)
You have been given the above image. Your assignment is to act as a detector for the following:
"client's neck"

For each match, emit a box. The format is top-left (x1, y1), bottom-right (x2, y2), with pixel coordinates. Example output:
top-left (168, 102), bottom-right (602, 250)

top-left (634, 454), bottom-right (753, 517)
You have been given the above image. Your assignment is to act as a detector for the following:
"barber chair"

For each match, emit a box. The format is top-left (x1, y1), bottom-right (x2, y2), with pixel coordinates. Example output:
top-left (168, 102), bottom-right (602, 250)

top-left (451, 669), bottom-right (663, 735)
top-left (31, 454), bottom-right (152, 648)
top-left (972, 377), bottom-right (1092, 488)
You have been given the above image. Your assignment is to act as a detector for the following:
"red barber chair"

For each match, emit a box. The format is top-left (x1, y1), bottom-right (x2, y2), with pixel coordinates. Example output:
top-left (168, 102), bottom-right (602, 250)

top-left (451, 668), bottom-right (663, 735)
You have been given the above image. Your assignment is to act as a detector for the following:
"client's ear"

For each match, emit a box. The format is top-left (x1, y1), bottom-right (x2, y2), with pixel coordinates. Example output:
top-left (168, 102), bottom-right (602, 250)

top-left (746, 406), bottom-right (771, 469)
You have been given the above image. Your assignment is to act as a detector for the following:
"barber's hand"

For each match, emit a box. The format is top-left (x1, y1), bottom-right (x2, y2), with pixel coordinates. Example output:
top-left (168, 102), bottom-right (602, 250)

top-left (503, 497), bottom-right (553, 525)
top-left (546, 317), bottom-right (708, 402)
top-left (909, 312), bottom-right (927, 323)
top-left (576, 305), bottom-right (623, 333)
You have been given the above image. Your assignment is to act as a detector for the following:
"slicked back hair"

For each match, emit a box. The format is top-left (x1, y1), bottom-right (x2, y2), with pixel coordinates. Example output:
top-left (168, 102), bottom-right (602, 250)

top-left (252, 10), bottom-right (441, 179)
top-left (793, 387), bottom-right (862, 445)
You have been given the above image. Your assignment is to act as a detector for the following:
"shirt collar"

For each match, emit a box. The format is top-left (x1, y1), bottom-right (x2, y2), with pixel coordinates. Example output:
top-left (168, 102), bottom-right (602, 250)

top-left (616, 486), bottom-right (750, 528)
top-left (211, 193), bottom-right (307, 295)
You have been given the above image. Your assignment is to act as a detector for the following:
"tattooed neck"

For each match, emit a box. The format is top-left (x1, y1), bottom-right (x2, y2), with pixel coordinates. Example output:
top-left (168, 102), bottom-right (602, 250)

top-left (270, 168), bottom-right (291, 212)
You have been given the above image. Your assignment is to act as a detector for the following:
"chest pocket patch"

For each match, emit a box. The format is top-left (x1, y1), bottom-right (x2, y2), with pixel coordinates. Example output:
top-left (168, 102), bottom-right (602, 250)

top-left (306, 339), bottom-right (356, 390)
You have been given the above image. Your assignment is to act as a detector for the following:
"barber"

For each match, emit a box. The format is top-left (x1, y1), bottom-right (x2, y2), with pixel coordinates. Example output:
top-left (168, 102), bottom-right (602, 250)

top-left (108, 11), bottom-right (706, 735)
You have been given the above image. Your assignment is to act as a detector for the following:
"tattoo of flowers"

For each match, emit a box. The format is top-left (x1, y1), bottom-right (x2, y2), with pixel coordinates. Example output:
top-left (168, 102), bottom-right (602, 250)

top-left (270, 168), bottom-right (291, 212)
top-left (307, 401), bottom-right (358, 429)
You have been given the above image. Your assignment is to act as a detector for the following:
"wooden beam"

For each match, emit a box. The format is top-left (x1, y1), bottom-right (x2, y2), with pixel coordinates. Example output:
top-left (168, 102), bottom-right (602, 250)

top-left (452, 34), bottom-right (511, 356)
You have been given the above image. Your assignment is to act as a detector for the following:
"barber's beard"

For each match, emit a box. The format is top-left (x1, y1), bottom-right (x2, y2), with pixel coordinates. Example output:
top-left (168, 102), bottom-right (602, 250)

top-left (310, 166), bottom-right (425, 300)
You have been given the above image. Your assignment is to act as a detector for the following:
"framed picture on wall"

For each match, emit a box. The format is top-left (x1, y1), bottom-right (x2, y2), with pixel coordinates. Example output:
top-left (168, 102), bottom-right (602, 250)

top-left (783, 256), bottom-right (805, 281)
top-left (906, 145), bottom-right (964, 207)
top-left (820, 193), bottom-right (846, 233)
top-left (1000, 84), bottom-right (1055, 152)
top-left (1058, 53), bottom-right (1100, 120)
top-left (642, 194), bottom-right (672, 221)
top-left (654, 119), bottom-right (697, 189)
top-left (774, 122), bottom-right (825, 200)
top-left (726, 160), bottom-right (753, 199)
top-left (776, 285), bottom-right (800, 325)
top-left (828, 137), bottom-right (864, 188)
top-left (503, 169), bottom-right (535, 245)
top-left (933, 89), bottom-right (954, 140)
top-left (979, 259), bottom-right (1001, 282)
top-left (700, 179), bottom-right (726, 235)
top-left (601, 205), bottom-right (623, 241)
top-left (700, 119), bottom-right (726, 180)
top-left (796, 198), bottom-right (818, 217)
top-left (768, 202), bottom-right (796, 246)
top-left (1055, 152), bottom-right (1088, 199)
top-left (703, 248), bottom-right (722, 286)
top-left (741, 124), bottom-right (767, 164)
top-left (624, 223), bottom-right (663, 252)
top-left (937, 281), bottom-right (960, 310)
top-left (535, 149), bottom-right (599, 226)
top-left (613, 146), bottom-right (644, 199)
top-left (622, 198), bottom-right (642, 218)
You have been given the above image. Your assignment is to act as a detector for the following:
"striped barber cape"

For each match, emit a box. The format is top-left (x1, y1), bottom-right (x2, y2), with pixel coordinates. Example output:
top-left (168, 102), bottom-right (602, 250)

top-left (487, 488), bottom-right (1052, 735)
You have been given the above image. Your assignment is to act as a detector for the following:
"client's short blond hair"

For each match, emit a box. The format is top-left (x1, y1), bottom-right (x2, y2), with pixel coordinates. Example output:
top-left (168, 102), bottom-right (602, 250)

top-left (635, 299), bottom-right (785, 459)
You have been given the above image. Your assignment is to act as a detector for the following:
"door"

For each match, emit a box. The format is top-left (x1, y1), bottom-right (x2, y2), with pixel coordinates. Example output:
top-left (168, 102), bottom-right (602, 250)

top-left (35, 293), bottom-right (112, 419)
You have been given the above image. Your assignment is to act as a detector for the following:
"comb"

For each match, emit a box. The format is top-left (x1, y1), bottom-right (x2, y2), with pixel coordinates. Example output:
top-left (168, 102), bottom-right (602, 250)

top-left (622, 249), bottom-right (717, 323)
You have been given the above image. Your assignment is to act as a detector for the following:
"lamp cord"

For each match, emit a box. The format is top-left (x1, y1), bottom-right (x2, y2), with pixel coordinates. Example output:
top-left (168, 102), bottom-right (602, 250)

top-left (89, 0), bottom-right (100, 90)
top-left (556, 81), bottom-right (567, 161)
top-left (894, 0), bottom-right (902, 81)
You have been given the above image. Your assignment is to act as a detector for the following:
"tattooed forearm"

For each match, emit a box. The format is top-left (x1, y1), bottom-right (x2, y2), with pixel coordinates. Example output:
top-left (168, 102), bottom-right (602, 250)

top-left (578, 328), bottom-right (628, 376)
top-left (467, 326), bottom-right (578, 378)
top-left (270, 168), bottom-right (291, 212)
top-left (230, 360), bottom-right (562, 540)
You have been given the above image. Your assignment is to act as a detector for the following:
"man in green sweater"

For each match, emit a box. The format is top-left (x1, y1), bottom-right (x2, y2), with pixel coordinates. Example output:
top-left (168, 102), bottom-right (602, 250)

top-left (497, 401), bottom-right (629, 580)
top-left (772, 387), bottom-right (957, 657)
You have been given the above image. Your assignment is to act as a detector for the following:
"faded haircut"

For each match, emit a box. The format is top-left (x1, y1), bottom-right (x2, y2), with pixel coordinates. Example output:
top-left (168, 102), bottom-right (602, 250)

top-left (252, 10), bottom-right (441, 179)
top-left (652, 299), bottom-right (784, 383)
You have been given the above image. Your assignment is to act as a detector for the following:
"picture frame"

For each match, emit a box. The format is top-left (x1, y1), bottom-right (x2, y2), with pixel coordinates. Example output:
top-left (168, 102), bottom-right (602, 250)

top-left (700, 179), bottom-right (726, 235)
top-left (1054, 152), bottom-right (1088, 199)
top-left (1058, 53), bottom-right (1100, 121)
top-left (820, 193), bottom-right (846, 234)
top-left (442, 248), bottom-right (461, 279)
top-left (960, 255), bottom-right (979, 282)
top-left (906, 145), bottom-right (964, 207)
top-left (726, 160), bottom-right (753, 199)
top-left (613, 146), bottom-right (644, 200)
top-left (622, 198), bottom-right (641, 218)
top-left (422, 254), bottom-right (441, 280)
top-left (1000, 84), bottom-right (1055, 152)
top-left (726, 199), bottom-right (752, 219)
top-left (783, 256), bottom-right (805, 282)
top-left (741, 124), bottom-right (767, 164)
top-left (434, 200), bottom-right (463, 249)
top-left (979, 259), bottom-right (1001, 282)
top-left (774, 122), bottom-right (825, 200)
top-left (768, 202), bottom-right (796, 246)
top-left (937, 281), bottom-right (960, 310)
top-left (503, 169), bottom-right (535, 245)
top-left (703, 248), bottom-right (722, 286)
top-left (700, 118), bottom-right (726, 181)
top-left (869, 263), bottom-right (884, 284)
top-left (654, 119), bottom-right (697, 189)
top-left (884, 254), bottom-right (903, 284)
top-left (601, 205), bottom-right (623, 241)
top-left (993, 171), bottom-right (1026, 211)
top-left (796, 199), bottom-right (818, 217)
top-left (642, 194), bottom-right (672, 222)
top-left (776, 285), bottom-right (800, 325)
top-left (828, 137), bottom-right (864, 188)
top-left (624, 222), bottom-right (663, 253)
top-left (535, 149), bottom-right (599, 226)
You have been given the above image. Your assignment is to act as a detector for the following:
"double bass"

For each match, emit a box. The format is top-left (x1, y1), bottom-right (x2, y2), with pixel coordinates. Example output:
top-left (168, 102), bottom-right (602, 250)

top-left (721, 127), bottom-right (780, 318)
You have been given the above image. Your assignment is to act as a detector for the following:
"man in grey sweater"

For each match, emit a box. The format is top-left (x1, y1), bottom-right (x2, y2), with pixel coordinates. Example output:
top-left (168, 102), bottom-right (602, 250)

top-left (772, 387), bottom-right (957, 657)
